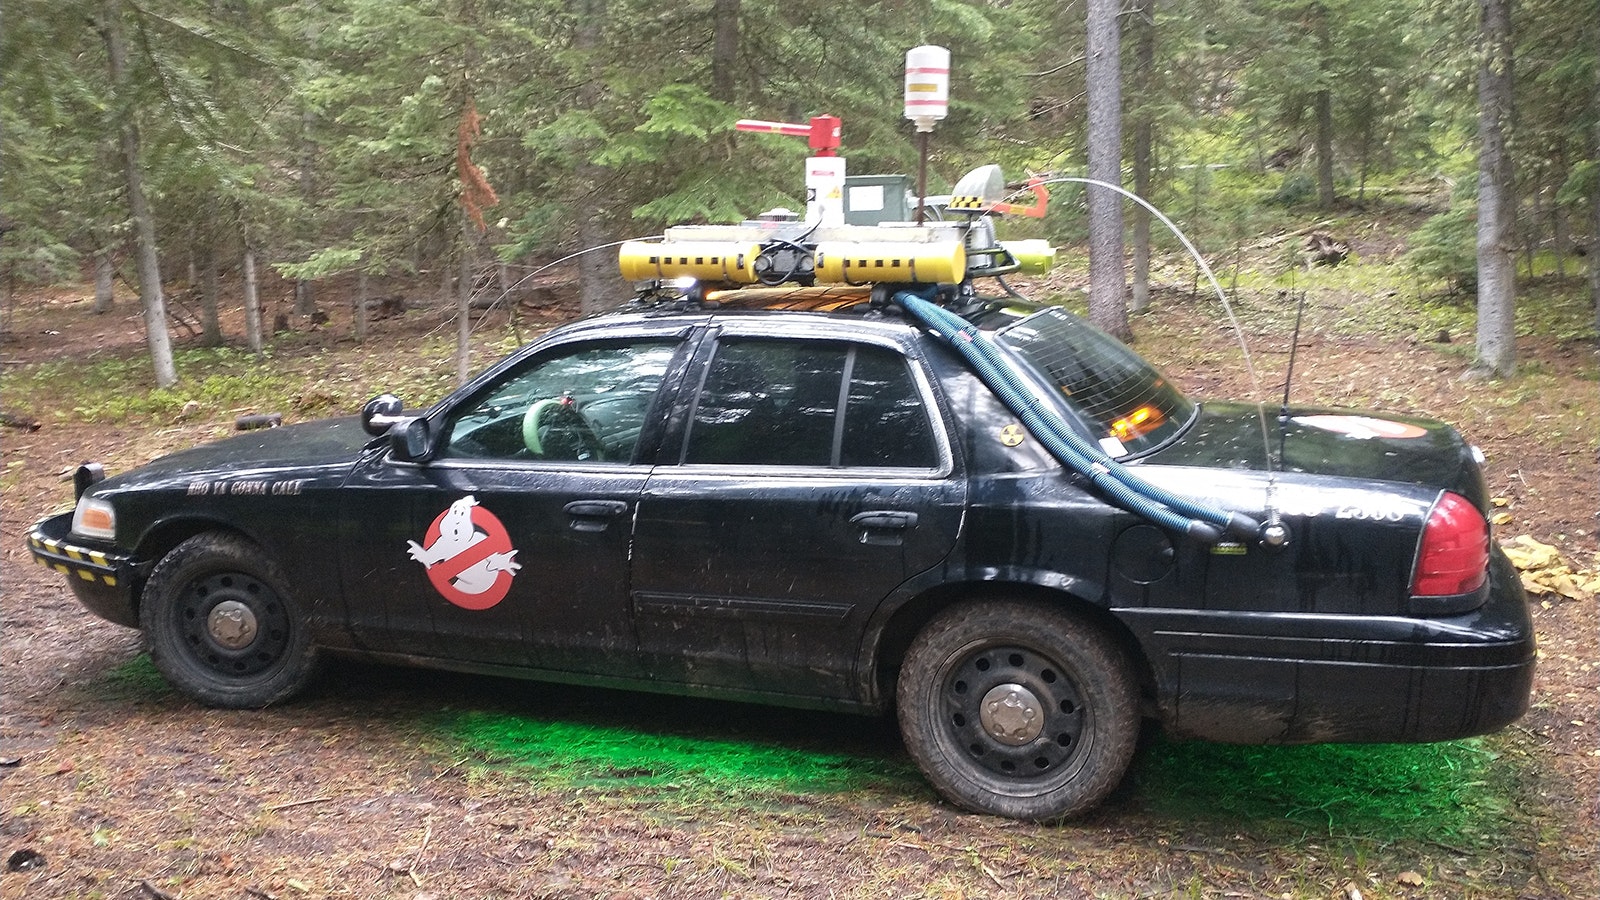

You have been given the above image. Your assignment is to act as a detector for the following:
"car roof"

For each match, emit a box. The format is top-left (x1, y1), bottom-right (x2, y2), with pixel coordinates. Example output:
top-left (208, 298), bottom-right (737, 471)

top-left (568, 285), bottom-right (1039, 341)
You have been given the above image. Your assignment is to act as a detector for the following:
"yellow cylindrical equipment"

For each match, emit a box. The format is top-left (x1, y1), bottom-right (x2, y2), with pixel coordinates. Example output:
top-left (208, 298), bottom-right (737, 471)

top-left (618, 241), bottom-right (762, 283)
top-left (813, 240), bottom-right (966, 285)
top-left (1000, 240), bottom-right (1056, 275)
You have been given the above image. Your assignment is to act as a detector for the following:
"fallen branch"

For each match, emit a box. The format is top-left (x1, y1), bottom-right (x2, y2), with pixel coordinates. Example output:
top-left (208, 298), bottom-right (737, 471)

top-left (139, 880), bottom-right (180, 900)
top-left (262, 796), bottom-right (334, 812)
top-left (409, 823), bottom-right (433, 887)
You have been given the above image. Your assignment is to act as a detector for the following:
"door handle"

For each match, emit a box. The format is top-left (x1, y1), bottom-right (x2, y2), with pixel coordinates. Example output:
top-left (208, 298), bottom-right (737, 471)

top-left (564, 500), bottom-right (629, 532)
top-left (850, 510), bottom-right (918, 545)
top-left (850, 510), bottom-right (919, 530)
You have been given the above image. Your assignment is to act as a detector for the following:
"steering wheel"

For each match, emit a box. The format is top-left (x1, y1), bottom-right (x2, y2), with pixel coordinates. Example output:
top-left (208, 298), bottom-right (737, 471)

top-left (522, 398), bottom-right (605, 461)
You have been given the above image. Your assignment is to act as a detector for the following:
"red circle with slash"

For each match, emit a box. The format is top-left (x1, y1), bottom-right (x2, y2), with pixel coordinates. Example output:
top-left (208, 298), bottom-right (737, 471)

top-left (421, 504), bottom-right (517, 610)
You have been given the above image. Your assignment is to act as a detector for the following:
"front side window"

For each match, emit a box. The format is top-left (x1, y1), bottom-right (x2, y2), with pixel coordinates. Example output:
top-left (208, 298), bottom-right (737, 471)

top-left (442, 341), bottom-right (678, 463)
top-left (994, 308), bottom-right (1194, 456)
top-left (683, 339), bottom-right (939, 469)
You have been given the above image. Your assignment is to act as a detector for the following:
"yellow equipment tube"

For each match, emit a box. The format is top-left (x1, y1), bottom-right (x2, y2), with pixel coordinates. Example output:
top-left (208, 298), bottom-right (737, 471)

top-left (618, 241), bottom-right (762, 283)
top-left (813, 241), bottom-right (966, 284)
top-left (1000, 239), bottom-right (1057, 275)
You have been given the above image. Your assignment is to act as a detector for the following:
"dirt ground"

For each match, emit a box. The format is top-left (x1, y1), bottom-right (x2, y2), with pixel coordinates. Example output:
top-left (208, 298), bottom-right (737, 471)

top-left (1, 276), bottom-right (1595, 899)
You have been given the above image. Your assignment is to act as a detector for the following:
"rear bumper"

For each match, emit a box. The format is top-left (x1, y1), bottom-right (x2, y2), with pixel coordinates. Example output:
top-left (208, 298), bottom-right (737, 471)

top-left (1120, 550), bottom-right (1536, 744)
top-left (26, 513), bottom-right (141, 629)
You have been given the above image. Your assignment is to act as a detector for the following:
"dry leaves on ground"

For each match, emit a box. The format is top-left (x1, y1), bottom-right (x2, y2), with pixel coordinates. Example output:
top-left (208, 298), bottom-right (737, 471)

top-left (1500, 535), bottom-right (1599, 604)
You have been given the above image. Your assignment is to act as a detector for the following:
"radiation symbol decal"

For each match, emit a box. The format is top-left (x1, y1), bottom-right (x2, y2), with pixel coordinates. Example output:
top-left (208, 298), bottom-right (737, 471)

top-left (1292, 414), bottom-right (1428, 440)
top-left (999, 424), bottom-right (1027, 448)
top-left (406, 494), bottom-right (521, 610)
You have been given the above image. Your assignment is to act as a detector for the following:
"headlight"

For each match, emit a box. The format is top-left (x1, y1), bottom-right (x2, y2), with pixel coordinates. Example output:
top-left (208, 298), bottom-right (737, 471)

top-left (71, 496), bottom-right (117, 541)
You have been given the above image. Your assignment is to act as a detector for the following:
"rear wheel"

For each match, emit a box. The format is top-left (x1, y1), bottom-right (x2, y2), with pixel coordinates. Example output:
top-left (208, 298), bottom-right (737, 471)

top-left (897, 599), bottom-right (1139, 820)
top-left (141, 532), bottom-right (320, 708)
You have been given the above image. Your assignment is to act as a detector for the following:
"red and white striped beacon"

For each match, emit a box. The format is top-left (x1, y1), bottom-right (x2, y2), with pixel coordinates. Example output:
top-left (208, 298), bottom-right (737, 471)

top-left (904, 45), bottom-right (950, 133)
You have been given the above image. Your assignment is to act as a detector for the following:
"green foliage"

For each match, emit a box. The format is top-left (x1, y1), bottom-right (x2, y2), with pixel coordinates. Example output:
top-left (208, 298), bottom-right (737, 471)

top-left (1406, 181), bottom-right (1478, 296)
top-left (276, 247), bottom-right (366, 281)
top-left (1, 0), bottom-right (1594, 363)
top-left (1270, 172), bottom-right (1316, 207)
top-left (3, 341), bottom-right (460, 427)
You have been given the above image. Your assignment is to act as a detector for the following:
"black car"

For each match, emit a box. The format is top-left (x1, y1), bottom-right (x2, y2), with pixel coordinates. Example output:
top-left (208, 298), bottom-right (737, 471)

top-left (28, 284), bottom-right (1535, 820)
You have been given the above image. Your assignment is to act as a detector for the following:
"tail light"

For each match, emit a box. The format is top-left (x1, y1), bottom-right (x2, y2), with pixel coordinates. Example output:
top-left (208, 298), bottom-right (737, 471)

top-left (1411, 491), bottom-right (1490, 598)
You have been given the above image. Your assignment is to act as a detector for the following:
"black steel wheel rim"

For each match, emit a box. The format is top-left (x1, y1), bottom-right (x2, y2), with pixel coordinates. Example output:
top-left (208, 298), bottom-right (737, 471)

top-left (939, 643), bottom-right (1089, 782)
top-left (174, 571), bottom-right (291, 678)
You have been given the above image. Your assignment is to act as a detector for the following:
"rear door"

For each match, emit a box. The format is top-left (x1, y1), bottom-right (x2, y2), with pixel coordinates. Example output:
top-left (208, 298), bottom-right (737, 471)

top-left (630, 322), bottom-right (965, 702)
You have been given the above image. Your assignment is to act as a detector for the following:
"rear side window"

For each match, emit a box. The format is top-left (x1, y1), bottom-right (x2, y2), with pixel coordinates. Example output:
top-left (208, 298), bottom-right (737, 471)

top-left (683, 340), bottom-right (939, 469)
top-left (994, 308), bottom-right (1194, 456)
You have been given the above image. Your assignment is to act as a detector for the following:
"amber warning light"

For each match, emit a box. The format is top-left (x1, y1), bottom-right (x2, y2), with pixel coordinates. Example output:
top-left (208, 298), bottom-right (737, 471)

top-left (1109, 405), bottom-right (1165, 442)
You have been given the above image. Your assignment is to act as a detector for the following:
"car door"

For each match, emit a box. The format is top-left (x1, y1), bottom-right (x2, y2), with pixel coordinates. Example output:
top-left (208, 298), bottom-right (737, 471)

top-left (339, 333), bottom-right (691, 676)
top-left (630, 323), bottom-right (965, 702)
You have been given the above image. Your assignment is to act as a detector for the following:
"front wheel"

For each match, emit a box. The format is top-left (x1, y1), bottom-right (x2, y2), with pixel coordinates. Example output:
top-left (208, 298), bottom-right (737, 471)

top-left (897, 599), bottom-right (1139, 820)
top-left (141, 532), bottom-right (321, 708)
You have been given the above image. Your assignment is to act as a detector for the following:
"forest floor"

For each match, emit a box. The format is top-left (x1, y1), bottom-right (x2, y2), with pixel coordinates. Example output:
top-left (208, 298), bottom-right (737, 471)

top-left (1, 245), bottom-right (1596, 899)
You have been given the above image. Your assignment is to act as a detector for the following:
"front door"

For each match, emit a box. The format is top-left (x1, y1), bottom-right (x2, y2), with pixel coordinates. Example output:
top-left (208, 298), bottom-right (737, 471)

top-left (339, 337), bottom-right (686, 677)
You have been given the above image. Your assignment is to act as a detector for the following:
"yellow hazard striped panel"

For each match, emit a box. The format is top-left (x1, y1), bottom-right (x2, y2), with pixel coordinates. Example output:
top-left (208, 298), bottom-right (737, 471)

top-left (29, 532), bottom-right (120, 586)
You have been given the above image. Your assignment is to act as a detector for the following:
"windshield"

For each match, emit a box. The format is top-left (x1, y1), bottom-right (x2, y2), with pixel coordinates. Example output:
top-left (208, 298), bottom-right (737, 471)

top-left (993, 307), bottom-right (1195, 456)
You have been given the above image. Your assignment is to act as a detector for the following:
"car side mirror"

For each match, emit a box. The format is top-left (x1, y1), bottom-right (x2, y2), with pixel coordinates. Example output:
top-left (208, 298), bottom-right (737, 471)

top-left (361, 393), bottom-right (406, 436)
top-left (389, 416), bottom-right (433, 463)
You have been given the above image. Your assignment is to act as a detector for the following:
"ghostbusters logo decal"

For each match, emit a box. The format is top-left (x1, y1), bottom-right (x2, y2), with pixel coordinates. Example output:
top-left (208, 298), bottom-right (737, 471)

top-left (1292, 415), bottom-right (1428, 440)
top-left (407, 495), bottom-right (521, 610)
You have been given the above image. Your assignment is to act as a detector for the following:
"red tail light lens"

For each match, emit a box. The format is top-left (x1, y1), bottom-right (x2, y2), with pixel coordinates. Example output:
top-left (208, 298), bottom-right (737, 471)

top-left (1411, 492), bottom-right (1490, 597)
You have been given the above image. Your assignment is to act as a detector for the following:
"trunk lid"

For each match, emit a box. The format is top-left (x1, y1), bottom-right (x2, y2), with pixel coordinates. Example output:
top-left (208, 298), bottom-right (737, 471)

top-left (1147, 402), bottom-right (1489, 510)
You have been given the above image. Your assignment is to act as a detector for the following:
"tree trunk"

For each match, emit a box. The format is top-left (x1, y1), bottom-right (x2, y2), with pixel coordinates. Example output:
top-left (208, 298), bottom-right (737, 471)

top-left (1591, 53), bottom-right (1600, 339)
top-left (243, 244), bottom-right (263, 357)
top-left (1085, 0), bottom-right (1129, 339)
top-left (711, 0), bottom-right (739, 104)
top-left (1591, 175), bottom-right (1599, 340)
top-left (456, 211), bottom-right (474, 386)
top-left (199, 213), bottom-right (223, 347)
top-left (574, 0), bottom-right (624, 315)
top-left (294, 109), bottom-right (317, 317)
top-left (93, 248), bottom-right (115, 313)
top-left (1315, 88), bottom-right (1335, 208)
top-left (1474, 0), bottom-right (1516, 377)
top-left (1314, 3), bottom-right (1336, 210)
top-left (99, 0), bottom-right (176, 387)
top-left (1129, 0), bottom-right (1155, 314)
top-left (355, 268), bottom-right (369, 343)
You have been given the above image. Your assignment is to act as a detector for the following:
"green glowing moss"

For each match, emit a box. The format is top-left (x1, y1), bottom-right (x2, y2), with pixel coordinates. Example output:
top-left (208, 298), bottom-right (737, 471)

top-left (96, 654), bottom-right (174, 701)
top-left (1136, 736), bottom-right (1518, 844)
top-left (445, 709), bottom-right (918, 800)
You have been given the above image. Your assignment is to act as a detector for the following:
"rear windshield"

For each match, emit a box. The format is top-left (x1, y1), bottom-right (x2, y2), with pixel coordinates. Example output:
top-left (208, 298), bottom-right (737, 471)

top-left (993, 307), bottom-right (1194, 457)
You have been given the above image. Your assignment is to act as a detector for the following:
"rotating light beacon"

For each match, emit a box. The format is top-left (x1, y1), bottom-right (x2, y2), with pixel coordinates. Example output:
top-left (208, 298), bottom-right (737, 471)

top-left (904, 45), bottom-right (950, 223)
top-left (903, 45), bottom-right (950, 132)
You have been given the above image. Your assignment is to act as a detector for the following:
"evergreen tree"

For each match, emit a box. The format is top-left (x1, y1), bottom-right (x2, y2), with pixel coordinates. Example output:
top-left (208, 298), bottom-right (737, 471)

top-left (1474, 0), bottom-right (1516, 377)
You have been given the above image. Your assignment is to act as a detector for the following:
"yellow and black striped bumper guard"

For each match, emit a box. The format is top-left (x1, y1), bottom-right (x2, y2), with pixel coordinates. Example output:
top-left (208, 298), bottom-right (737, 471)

top-left (27, 521), bottom-right (125, 587)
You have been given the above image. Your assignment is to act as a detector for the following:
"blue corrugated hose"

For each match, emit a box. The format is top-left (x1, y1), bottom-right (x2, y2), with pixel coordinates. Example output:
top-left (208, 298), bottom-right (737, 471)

top-left (893, 290), bottom-right (1260, 545)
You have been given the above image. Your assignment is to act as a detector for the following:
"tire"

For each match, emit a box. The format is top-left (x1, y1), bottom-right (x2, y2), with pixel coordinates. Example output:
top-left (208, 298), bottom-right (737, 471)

top-left (897, 599), bottom-right (1139, 820)
top-left (141, 532), bottom-right (321, 708)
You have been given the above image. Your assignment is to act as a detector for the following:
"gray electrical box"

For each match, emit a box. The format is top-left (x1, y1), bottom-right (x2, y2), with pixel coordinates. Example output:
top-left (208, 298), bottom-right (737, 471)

top-left (843, 174), bottom-right (914, 225)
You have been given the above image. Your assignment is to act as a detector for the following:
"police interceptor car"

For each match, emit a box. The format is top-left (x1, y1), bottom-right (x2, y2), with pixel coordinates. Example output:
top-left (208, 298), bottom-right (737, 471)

top-left (28, 193), bottom-right (1534, 821)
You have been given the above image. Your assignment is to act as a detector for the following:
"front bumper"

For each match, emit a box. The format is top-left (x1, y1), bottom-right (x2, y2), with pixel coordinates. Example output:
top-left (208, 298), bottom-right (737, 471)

top-left (1120, 549), bottom-right (1536, 744)
top-left (26, 513), bottom-right (141, 628)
